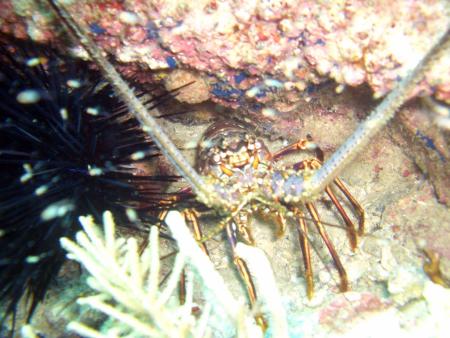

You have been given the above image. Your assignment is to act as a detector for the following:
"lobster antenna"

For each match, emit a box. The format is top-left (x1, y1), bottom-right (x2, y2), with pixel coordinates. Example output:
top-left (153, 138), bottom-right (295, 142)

top-left (307, 26), bottom-right (450, 197)
top-left (44, 0), bottom-right (227, 209)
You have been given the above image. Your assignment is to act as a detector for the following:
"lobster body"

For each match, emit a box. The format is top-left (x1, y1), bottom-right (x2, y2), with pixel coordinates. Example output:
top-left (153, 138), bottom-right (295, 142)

top-left (195, 121), bottom-right (364, 299)
top-left (197, 121), bottom-right (318, 210)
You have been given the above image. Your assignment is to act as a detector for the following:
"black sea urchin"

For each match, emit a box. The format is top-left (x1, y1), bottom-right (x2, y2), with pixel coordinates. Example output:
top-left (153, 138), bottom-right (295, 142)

top-left (0, 36), bottom-right (179, 330)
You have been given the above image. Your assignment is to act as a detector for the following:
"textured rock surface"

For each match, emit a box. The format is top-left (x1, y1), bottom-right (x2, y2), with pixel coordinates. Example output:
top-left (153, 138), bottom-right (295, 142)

top-left (1, 1), bottom-right (449, 337)
top-left (2, 0), bottom-right (450, 107)
top-left (16, 81), bottom-right (450, 337)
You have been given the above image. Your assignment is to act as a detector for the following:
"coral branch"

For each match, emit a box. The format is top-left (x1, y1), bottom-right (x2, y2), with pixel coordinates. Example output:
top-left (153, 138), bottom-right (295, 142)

top-left (235, 243), bottom-right (289, 338)
top-left (165, 210), bottom-right (263, 337)
top-left (61, 211), bottom-right (198, 337)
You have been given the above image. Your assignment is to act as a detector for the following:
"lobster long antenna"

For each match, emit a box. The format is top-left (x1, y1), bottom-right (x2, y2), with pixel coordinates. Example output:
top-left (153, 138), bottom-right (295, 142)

top-left (306, 26), bottom-right (450, 197)
top-left (44, 0), bottom-right (226, 209)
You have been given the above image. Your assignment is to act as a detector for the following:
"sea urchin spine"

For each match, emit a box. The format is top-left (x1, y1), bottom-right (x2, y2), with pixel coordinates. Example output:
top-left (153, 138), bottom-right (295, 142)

top-left (0, 36), bottom-right (178, 332)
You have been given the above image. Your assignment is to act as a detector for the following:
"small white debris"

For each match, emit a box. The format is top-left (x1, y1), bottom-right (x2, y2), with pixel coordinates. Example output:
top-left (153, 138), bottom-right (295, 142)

top-left (246, 86), bottom-right (261, 98)
top-left (21, 324), bottom-right (40, 338)
top-left (69, 46), bottom-right (91, 60)
top-left (26, 255), bottom-right (41, 263)
top-left (318, 270), bottom-right (331, 284)
top-left (20, 163), bottom-right (33, 183)
top-left (306, 143), bottom-right (318, 151)
top-left (126, 208), bottom-right (138, 222)
top-left (264, 78), bottom-right (283, 88)
top-left (387, 266), bottom-right (424, 305)
top-left (346, 259), bottom-right (366, 282)
top-left (380, 246), bottom-right (396, 271)
top-left (183, 140), bottom-right (198, 149)
top-left (131, 151), bottom-right (146, 160)
top-left (59, 108), bottom-right (69, 120)
top-left (17, 89), bottom-right (41, 104)
top-left (335, 84), bottom-right (345, 94)
top-left (261, 107), bottom-right (278, 118)
top-left (119, 11), bottom-right (139, 25)
top-left (41, 201), bottom-right (75, 221)
top-left (435, 116), bottom-right (450, 130)
top-left (88, 165), bottom-right (103, 176)
top-left (199, 139), bottom-right (214, 149)
top-left (416, 239), bottom-right (427, 249)
top-left (86, 107), bottom-right (100, 116)
top-left (276, 56), bottom-right (301, 79)
top-left (26, 57), bottom-right (46, 67)
top-left (67, 79), bottom-right (82, 88)
top-left (35, 184), bottom-right (49, 196)
top-left (26, 57), bottom-right (40, 67)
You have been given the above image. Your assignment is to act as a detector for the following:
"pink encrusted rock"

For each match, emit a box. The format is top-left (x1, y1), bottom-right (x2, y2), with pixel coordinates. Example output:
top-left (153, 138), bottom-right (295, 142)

top-left (164, 69), bottom-right (210, 104)
top-left (318, 292), bottom-right (391, 331)
top-left (1, 0), bottom-right (448, 107)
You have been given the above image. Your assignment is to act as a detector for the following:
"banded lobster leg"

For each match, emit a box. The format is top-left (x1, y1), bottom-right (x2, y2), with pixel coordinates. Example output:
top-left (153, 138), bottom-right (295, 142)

top-left (294, 158), bottom-right (364, 248)
top-left (272, 135), bottom-right (364, 238)
top-left (272, 137), bottom-right (364, 298)
top-left (289, 208), bottom-right (313, 299)
top-left (226, 221), bottom-right (267, 330)
top-left (158, 190), bottom-right (209, 305)
top-left (305, 201), bottom-right (349, 294)
top-left (160, 196), bottom-right (267, 329)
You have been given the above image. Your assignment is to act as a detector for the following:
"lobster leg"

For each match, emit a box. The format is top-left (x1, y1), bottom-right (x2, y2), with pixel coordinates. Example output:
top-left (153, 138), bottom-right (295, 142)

top-left (294, 158), bottom-right (361, 251)
top-left (333, 178), bottom-right (365, 235)
top-left (273, 137), bottom-right (358, 295)
top-left (184, 209), bottom-right (209, 255)
top-left (226, 222), bottom-right (266, 329)
top-left (157, 188), bottom-right (210, 305)
top-left (306, 202), bottom-right (349, 293)
top-left (177, 209), bottom-right (210, 304)
top-left (325, 186), bottom-right (358, 251)
top-left (294, 209), bottom-right (314, 299)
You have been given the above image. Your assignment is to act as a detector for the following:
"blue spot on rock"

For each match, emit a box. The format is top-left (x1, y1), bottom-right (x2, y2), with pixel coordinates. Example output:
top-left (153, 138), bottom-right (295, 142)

top-left (315, 38), bottom-right (326, 46)
top-left (234, 72), bottom-right (247, 84)
top-left (211, 82), bottom-right (243, 100)
top-left (165, 56), bottom-right (177, 69)
top-left (146, 21), bottom-right (159, 39)
top-left (89, 23), bottom-right (106, 35)
top-left (255, 89), bottom-right (267, 98)
top-left (416, 130), bottom-right (445, 162)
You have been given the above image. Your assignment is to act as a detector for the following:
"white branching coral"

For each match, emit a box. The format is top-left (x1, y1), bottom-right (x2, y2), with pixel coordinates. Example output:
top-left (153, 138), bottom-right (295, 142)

top-left (61, 211), bottom-right (195, 337)
top-left (60, 210), bottom-right (269, 337)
